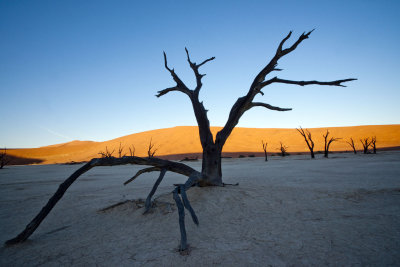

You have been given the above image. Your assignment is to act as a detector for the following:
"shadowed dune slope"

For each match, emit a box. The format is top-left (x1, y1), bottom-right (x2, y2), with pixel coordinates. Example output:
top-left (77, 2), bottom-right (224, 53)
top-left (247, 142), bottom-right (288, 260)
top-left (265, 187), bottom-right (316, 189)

top-left (7, 125), bottom-right (400, 164)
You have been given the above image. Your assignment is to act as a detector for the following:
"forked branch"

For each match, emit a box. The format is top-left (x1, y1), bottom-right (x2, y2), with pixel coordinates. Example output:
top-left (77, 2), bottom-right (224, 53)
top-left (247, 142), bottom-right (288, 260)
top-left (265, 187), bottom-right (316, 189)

top-left (216, 30), bottom-right (356, 148)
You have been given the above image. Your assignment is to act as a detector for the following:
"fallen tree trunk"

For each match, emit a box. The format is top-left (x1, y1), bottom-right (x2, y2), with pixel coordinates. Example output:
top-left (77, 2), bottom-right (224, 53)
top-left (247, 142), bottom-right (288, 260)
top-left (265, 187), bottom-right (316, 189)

top-left (5, 156), bottom-right (201, 246)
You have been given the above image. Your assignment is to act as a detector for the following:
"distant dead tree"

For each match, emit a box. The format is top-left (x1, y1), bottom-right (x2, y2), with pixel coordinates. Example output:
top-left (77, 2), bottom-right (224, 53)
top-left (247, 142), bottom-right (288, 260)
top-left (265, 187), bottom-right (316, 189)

top-left (261, 140), bottom-right (268, 161)
top-left (371, 136), bottom-right (377, 154)
top-left (118, 142), bottom-right (125, 158)
top-left (296, 126), bottom-right (315, 158)
top-left (346, 137), bottom-right (357, 154)
top-left (98, 147), bottom-right (115, 158)
top-left (323, 130), bottom-right (341, 158)
top-left (6, 31), bottom-right (356, 253)
top-left (279, 142), bottom-right (288, 157)
top-left (0, 148), bottom-right (11, 169)
top-left (147, 138), bottom-right (158, 158)
top-left (128, 145), bottom-right (136, 157)
top-left (360, 137), bottom-right (372, 154)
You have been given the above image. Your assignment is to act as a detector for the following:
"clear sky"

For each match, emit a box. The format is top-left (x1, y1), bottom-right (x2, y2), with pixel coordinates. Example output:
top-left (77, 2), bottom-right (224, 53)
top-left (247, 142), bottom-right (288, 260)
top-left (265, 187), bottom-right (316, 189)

top-left (1, 0), bottom-right (399, 148)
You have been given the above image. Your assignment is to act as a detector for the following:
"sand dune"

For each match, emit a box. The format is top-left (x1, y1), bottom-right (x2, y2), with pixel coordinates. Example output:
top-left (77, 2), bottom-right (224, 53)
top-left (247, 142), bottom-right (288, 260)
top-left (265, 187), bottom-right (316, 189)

top-left (7, 125), bottom-right (400, 165)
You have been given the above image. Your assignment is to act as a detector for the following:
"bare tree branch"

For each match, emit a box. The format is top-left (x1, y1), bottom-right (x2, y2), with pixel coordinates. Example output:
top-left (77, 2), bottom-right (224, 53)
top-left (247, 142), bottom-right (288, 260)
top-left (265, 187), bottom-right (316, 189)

top-left (216, 30), bottom-right (356, 148)
top-left (185, 47), bottom-right (215, 94)
top-left (143, 168), bottom-right (167, 214)
top-left (156, 52), bottom-right (192, 98)
top-left (264, 77), bottom-right (357, 88)
top-left (247, 102), bottom-right (292, 112)
top-left (124, 166), bottom-right (162, 185)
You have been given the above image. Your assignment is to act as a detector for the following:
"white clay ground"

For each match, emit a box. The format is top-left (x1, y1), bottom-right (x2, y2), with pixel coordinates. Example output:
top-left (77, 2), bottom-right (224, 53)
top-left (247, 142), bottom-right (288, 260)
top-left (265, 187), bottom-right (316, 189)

top-left (1, 152), bottom-right (399, 266)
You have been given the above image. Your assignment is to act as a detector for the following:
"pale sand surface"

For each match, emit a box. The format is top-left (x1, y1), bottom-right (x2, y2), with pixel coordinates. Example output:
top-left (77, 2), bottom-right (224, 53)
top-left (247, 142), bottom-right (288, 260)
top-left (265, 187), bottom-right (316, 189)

top-left (1, 152), bottom-right (399, 266)
top-left (7, 124), bottom-right (400, 164)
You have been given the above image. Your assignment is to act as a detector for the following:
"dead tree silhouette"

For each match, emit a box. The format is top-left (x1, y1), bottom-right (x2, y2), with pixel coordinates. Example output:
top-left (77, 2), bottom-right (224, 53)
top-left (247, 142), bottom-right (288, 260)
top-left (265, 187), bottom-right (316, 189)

top-left (118, 142), bottom-right (125, 158)
top-left (147, 138), bottom-right (158, 158)
top-left (323, 130), bottom-right (341, 158)
top-left (346, 137), bottom-right (357, 154)
top-left (279, 142), bottom-right (289, 157)
top-left (296, 127), bottom-right (315, 158)
top-left (0, 148), bottom-right (11, 169)
top-left (371, 136), bottom-right (377, 154)
top-left (360, 137), bottom-right (372, 154)
top-left (262, 140), bottom-right (268, 161)
top-left (128, 144), bottom-right (135, 157)
top-left (5, 30), bottom-right (356, 253)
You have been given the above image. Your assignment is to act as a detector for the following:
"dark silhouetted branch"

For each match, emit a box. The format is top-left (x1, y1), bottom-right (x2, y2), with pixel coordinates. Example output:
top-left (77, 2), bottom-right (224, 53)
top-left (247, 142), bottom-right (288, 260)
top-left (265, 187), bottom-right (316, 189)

top-left (216, 30), bottom-right (356, 149)
top-left (143, 168), bottom-right (167, 214)
top-left (179, 184), bottom-right (199, 225)
top-left (173, 187), bottom-right (187, 252)
top-left (124, 166), bottom-right (161, 185)
top-left (248, 102), bottom-right (292, 112)
top-left (265, 77), bottom-right (357, 88)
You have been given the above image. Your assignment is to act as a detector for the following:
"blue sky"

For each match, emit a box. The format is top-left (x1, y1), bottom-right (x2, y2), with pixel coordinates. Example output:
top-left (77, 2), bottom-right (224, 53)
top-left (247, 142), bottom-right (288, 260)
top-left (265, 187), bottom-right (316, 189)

top-left (1, 0), bottom-right (399, 148)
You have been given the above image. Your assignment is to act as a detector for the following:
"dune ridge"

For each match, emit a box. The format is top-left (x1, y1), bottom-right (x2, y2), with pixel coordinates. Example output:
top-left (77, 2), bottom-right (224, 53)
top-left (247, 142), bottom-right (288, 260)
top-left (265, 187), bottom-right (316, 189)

top-left (6, 124), bottom-right (400, 165)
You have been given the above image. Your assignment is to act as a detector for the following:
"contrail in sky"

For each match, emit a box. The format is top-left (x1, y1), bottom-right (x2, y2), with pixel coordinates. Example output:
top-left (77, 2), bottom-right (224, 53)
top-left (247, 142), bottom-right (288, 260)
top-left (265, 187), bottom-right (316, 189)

top-left (41, 127), bottom-right (73, 140)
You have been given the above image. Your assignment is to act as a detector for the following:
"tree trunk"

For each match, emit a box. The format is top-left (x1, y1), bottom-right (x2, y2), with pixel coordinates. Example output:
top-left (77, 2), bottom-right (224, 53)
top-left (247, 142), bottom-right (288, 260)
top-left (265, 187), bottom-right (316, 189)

top-left (200, 144), bottom-right (222, 186)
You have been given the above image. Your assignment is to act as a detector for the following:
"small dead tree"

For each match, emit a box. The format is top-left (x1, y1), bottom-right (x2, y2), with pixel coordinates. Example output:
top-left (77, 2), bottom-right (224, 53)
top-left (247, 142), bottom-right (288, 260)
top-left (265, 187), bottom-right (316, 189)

top-left (98, 147), bottom-right (115, 158)
top-left (279, 142), bottom-right (288, 157)
top-left (346, 137), bottom-right (357, 154)
top-left (371, 136), bottom-right (377, 154)
top-left (128, 145), bottom-right (136, 157)
top-left (0, 148), bottom-right (11, 169)
top-left (296, 127), bottom-right (315, 158)
top-left (360, 137), bottom-right (372, 154)
top-left (147, 138), bottom-right (158, 158)
top-left (118, 142), bottom-right (125, 158)
top-left (323, 130), bottom-right (341, 158)
top-left (261, 140), bottom-right (268, 161)
top-left (6, 30), bottom-right (356, 253)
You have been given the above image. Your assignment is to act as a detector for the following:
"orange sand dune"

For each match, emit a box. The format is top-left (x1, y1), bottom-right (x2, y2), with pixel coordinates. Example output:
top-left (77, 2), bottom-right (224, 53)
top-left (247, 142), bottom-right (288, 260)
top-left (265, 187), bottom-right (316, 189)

top-left (7, 125), bottom-right (400, 165)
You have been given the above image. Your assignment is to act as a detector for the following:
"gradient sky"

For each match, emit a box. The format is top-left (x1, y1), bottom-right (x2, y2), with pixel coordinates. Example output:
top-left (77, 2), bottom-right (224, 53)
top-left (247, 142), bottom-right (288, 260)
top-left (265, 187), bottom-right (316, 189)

top-left (1, 0), bottom-right (399, 148)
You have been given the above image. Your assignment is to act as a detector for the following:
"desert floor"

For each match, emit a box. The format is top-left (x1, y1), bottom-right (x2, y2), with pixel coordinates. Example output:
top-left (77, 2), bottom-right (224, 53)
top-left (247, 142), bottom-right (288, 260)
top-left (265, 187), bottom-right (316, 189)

top-left (1, 152), bottom-right (399, 266)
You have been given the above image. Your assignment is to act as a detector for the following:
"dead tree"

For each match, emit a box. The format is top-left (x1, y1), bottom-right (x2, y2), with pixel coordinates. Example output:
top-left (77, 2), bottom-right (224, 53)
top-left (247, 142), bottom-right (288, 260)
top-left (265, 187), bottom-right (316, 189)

top-left (346, 137), bottom-right (357, 154)
top-left (0, 148), bottom-right (11, 169)
top-left (296, 127), bottom-right (315, 158)
top-left (371, 136), bottom-right (377, 154)
top-left (323, 130), bottom-right (341, 158)
top-left (261, 140), bottom-right (268, 161)
top-left (360, 137), bottom-right (372, 154)
top-left (118, 142), bottom-right (125, 158)
top-left (98, 146), bottom-right (114, 158)
top-left (6, 31), bottom-right (355, 253)
top-left (147, 138), bottom-right (158, 158)
top-left (128, 145), bottom-right (135, 157)
top-left (279, 142), bottom-right (288, 157)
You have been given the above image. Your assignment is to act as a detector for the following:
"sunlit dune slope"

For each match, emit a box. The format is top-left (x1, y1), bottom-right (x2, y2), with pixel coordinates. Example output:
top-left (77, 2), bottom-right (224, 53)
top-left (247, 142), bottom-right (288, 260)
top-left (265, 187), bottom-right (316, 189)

top-left (7, 125), bottom-right (400, 165)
